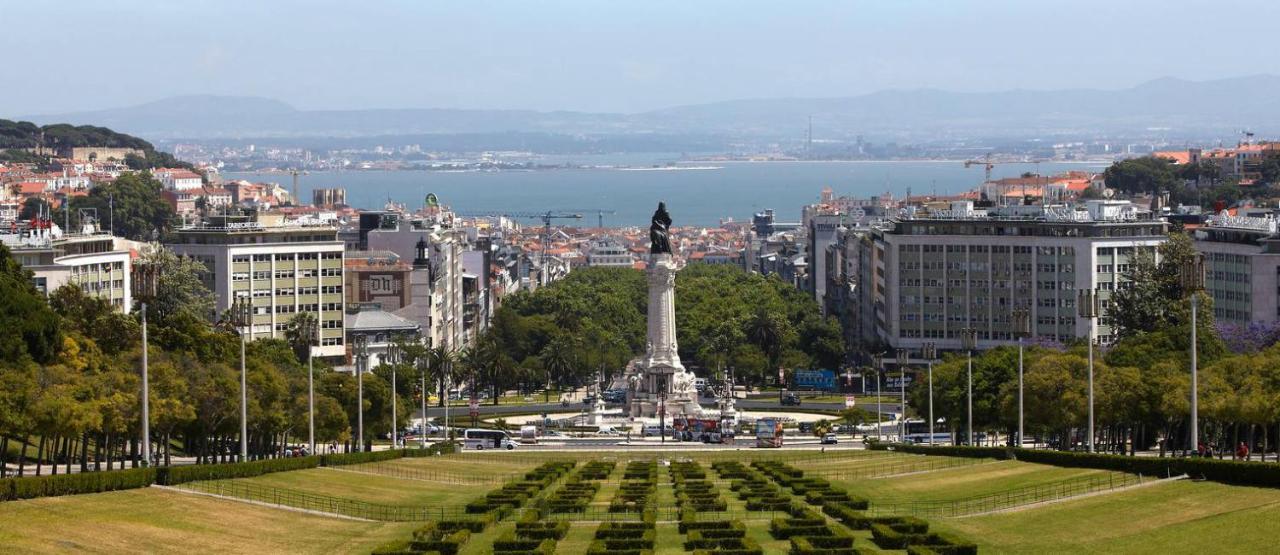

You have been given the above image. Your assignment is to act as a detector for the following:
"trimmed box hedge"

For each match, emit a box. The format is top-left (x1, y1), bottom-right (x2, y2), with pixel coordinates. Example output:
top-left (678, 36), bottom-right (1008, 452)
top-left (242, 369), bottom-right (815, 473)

top-left (0, 467), bottom-right (155, 501)
top-left (491, 535), bottom-right (556, 554)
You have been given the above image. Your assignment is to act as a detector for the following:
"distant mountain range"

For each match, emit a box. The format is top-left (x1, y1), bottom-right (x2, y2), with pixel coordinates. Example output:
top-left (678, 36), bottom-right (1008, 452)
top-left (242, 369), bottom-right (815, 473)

top-left (14, 75), bottom-right (1280, 141)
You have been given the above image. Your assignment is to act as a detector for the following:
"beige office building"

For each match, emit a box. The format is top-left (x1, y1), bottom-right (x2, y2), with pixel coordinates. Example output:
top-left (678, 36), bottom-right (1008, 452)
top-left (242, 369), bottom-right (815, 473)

top-left (168, 215), bottom-right (346, 357)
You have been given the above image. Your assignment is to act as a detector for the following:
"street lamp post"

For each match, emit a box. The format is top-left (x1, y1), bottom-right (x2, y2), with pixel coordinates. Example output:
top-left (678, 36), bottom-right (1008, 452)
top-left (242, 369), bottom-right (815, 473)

top-left (659, 376), bottom-right (667, 445)
top-left (386, 339), bottom-right (402, 449)
top-left (1077, 289), bottom-right (1098, 453)
top-left (1181, 254), bottom-right (1205, 455)
top-left (298, 317), bottom-right (318, 456)
top-left (417, 346), bottom-right (429, 449)
top-left (961, 328), bottom-right (977, 446)
top-left (352, 334), bottom-right (368, 452)
top-left (231, 297), bottom-right (252, 461)
top-left (922, 342), bottom-right (937, 446)
top-left (872, 354), bottom-right (884, 442)
top-left (896, 349), bottom-right (909, 442)
top-left (1012, 307), bottom-right (1031, 448)
top-left (132, 262), bottom-right (158, 466)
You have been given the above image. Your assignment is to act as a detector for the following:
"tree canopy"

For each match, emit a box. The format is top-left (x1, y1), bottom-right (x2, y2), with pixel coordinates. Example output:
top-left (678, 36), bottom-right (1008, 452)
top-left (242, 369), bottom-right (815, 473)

top-left (487, 264), bottom-right (844, 390)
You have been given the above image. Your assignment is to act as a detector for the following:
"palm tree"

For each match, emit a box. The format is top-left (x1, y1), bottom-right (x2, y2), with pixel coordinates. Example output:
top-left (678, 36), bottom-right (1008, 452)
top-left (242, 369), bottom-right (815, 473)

top-left (541, 336), bottom-right (576, 402)
top-left (745, 307), bottom-right (785, 380)
top-left (284, 312), bottom-right (318, 361)
top-left (426, 346), bottom-right (455, 408)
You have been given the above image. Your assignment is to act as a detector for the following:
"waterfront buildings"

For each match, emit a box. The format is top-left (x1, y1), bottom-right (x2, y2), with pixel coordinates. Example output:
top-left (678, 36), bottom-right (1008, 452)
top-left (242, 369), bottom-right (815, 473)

top-left (166, 214), bottom-right (347, 357)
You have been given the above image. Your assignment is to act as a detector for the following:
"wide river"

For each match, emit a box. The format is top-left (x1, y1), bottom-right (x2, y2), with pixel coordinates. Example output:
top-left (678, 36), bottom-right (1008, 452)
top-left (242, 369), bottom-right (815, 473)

top-left (226, 158), bottom-right (1107, 227)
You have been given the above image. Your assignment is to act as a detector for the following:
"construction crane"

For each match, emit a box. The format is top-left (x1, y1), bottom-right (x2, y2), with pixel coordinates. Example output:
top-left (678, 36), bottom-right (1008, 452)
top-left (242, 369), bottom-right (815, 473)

top-left (457, 210), bottom-right (583, 286)
top-left (963, 153), bottom-right (999, 184)
top-left (563, 208), bottom-right (617, 228)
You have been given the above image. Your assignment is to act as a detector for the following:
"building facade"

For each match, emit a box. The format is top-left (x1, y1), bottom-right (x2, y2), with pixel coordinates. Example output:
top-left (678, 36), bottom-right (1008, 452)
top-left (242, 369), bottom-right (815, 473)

top-left (1193, 212), bottom-right (1280, 325)
top-left (3, 231), bottom-right (133, 311)
top-left (167, 215), bottom-right (346, 357)
top-left (865, 201), bottom-right (1167, 355)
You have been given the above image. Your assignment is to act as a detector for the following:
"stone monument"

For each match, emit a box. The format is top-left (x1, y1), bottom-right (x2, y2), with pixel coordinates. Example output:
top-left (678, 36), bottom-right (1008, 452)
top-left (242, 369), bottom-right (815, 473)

top-left (627, 202), bottom-right (701, 418)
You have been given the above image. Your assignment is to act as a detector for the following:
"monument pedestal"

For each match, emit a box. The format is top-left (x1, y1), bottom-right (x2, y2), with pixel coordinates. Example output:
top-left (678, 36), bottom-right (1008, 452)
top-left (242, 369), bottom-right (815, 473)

top-left (625, 253), bottom-right (700, 418)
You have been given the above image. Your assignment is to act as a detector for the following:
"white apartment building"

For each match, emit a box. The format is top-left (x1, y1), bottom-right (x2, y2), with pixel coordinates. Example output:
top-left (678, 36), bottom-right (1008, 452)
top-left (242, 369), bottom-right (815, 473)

top-left (3, 229), bottom-right (133, 312)
top-left (168, 215), bottom-right (346, 357)
top-left (155, 168), bottom-right (203, 191)
top-left (586, 238), bottom-right (634, 267)
top-left (866, 200), bottom-right (1168, 355)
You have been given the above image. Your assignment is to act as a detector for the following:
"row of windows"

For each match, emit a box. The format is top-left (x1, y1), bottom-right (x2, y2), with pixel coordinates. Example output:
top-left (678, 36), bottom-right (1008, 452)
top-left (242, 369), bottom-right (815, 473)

top-left (1208, 253), bottom-right (1250, 264)
top-left (901, 244), bottom-right (1080, 256)
top-left (70, 261), bottom-right (125, 275)
top-left (1209, 271), bottom-right (1250, 283)
top-left (1211, 289), bottom-right (1250, 303)
top-left (232, 252), bottom-right (341, 264)
top-left (898, 328), bottom-right (1075, 340)
top-left (1216, 308), bottom-right (1251, 322)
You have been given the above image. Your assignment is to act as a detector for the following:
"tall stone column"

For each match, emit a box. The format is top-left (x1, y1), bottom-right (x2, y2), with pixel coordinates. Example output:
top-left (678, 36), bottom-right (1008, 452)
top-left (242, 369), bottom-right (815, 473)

top-left (642, 253), bottom-right (682, 372)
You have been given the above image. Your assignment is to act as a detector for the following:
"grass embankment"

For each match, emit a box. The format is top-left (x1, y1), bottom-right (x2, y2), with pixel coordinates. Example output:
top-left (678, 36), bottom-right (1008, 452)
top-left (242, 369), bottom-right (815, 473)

top-left (225, 467), bottom-right (475, 507)
top-left (933, 480), bottom-right (1280, 554)
top-left (0, 487), bottom-right (411, 554)
top-left (828, 460), bottom-right (1109, 502)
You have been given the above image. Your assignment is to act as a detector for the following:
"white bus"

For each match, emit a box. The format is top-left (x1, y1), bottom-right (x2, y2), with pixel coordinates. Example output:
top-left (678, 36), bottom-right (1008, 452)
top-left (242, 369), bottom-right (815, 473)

top-left (463, 429), bottom-right (515, 450)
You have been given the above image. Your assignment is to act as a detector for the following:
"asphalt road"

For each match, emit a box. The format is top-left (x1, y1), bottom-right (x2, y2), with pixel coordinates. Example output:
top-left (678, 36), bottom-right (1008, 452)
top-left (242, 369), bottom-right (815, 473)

top-left (417, 398), bottom-right (903, 419)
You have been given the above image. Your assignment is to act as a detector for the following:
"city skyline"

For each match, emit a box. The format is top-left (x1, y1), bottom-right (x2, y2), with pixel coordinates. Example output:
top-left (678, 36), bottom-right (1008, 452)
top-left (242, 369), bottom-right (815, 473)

top-left (3, 0), bottom-right (1278, 115)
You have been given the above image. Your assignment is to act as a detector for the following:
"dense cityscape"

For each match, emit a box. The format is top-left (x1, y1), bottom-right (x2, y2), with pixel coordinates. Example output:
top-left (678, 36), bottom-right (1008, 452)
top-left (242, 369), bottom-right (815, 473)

top-left (5, 2), bottom-right (1280, 553)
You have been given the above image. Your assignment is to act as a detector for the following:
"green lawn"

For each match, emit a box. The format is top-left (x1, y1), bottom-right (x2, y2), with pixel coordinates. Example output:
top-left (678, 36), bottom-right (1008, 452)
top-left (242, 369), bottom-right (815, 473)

top-left (934, 480), bottom-right (1280, 554)
top-left (226, 467), bottom-right (478, 507)
top-left (0, 487), bottom-right (412, 554)
top-left (830, 460), bottom-right (1111, 502)
top-left (7, 452), bottom-right (1280, 554)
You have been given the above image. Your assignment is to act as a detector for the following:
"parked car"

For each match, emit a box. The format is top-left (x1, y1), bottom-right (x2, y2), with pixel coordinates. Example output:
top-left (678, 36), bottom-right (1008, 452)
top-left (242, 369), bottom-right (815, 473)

top-left (643, 425), bottom-right (663, 437)
top-left (821, 433), bottom-right (839, 445)
top-left (799, 422), bottom-right (815, 434)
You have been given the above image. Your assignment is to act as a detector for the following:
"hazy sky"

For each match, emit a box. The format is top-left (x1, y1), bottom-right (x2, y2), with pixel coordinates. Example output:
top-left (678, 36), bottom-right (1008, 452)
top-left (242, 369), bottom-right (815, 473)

top-left (3, 0), bottom-right (1277, 115)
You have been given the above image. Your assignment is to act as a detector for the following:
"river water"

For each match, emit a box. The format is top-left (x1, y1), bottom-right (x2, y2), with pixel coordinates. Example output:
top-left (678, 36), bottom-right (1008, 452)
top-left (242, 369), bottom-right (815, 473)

top-left (226, 159), bottom-right (1107, 227)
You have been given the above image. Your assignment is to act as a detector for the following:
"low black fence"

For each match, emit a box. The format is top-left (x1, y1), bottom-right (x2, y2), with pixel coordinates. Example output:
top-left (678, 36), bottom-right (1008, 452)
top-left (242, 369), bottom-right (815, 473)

top-left (866, 471), bottom-right (1144, 517)
top-left (173, 479), bottom-right (465, 521)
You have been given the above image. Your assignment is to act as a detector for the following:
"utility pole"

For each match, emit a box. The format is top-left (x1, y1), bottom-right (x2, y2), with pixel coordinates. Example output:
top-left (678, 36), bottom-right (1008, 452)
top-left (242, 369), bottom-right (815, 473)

top-left (133, 262), bottom-right (157, 466)
top-left (386, 340), bottom-right (402, 449)
top-left (1013, 308), bottom-right (1031, 448)
top-left (1078, 289), bottom-right (1098, 452)
top-left (1182, 255), bottom-right (1205, 455)
top-left (231, 297), bottom-right (252, 462)
top-left (300, 317), bottom-right (317, 456)
top-left (896, 349), bottom-right (909, 442)
top-left (922, 343), bottom-right (937, 446)
top-left (961, 328), bottom-right (977, 446)
top-left (352, 334), bottom-right (369, 452)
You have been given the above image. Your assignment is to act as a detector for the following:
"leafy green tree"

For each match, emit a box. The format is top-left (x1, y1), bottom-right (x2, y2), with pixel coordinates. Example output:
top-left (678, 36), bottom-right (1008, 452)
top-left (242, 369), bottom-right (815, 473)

top-left (0, 244), bottom-right (62, 364)
top-left (798, 316), bottom-right (845, 370)
top-left (1102, 156), bottom-right (1181, 195)
top-left (58, 172), bottom-right (174, 240)
top-left (138, 244), bottom-right (216, 327)
top-left (49, 284), bottom-right (139, 355)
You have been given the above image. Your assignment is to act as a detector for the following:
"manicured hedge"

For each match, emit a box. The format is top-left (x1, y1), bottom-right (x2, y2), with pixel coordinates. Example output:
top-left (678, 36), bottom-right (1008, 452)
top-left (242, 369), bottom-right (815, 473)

top-left (0, 467), bottom-right (155, 501)
top-left (492, 535), bottom-right (556, 554)
top-left (157, 455), bottom-right (321, 485)
top-left (515, 520), bottom-right (570, 540)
